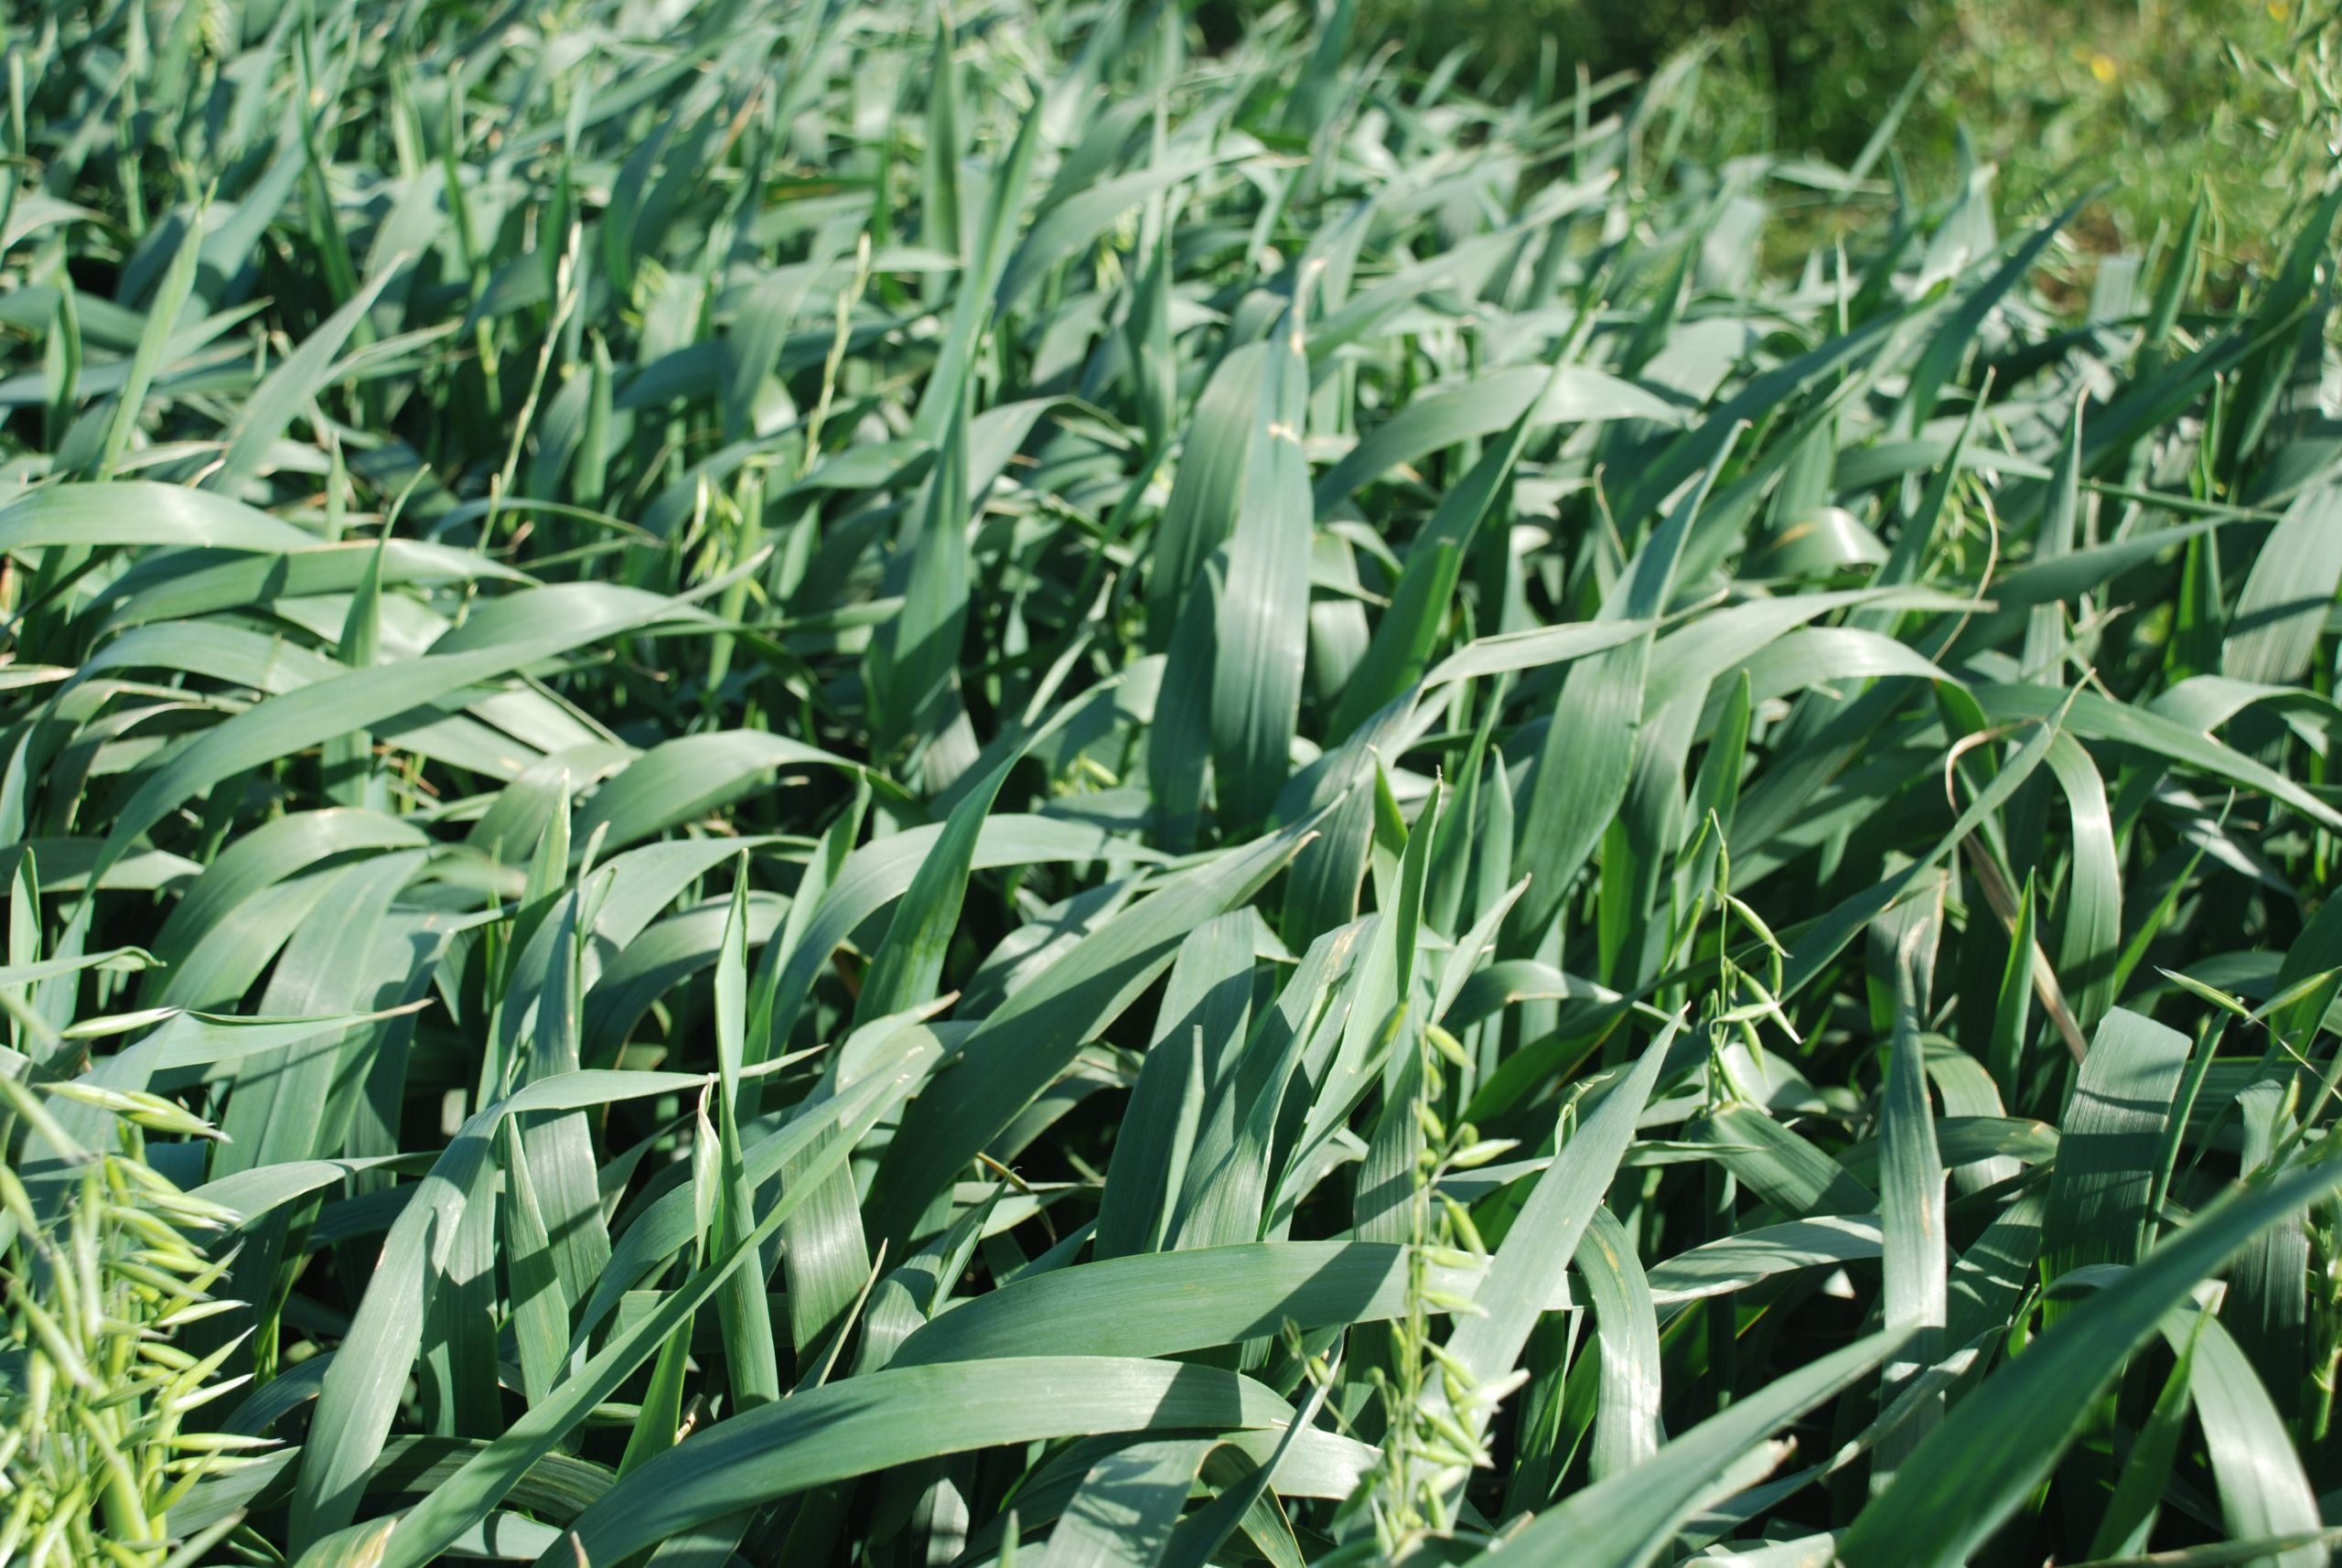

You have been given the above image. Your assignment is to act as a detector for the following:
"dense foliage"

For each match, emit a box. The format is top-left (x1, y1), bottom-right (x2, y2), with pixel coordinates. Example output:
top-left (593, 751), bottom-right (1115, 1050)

top-left (5, 2), bottom-right (2342, 1566)
top-left (1338, 0), bottom-right (2330, 245)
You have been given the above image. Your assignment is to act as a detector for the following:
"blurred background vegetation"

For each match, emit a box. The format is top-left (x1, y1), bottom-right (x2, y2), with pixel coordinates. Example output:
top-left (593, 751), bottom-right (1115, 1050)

top-left (1223, 0), bottom-right (2339, 274)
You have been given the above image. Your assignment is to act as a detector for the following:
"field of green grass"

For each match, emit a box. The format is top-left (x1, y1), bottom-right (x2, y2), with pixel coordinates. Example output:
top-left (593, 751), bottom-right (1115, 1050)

top-left (1343, 0), bottom-right (2337, 263)
top-left (5, 2), bottom-right (2342, 1566)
